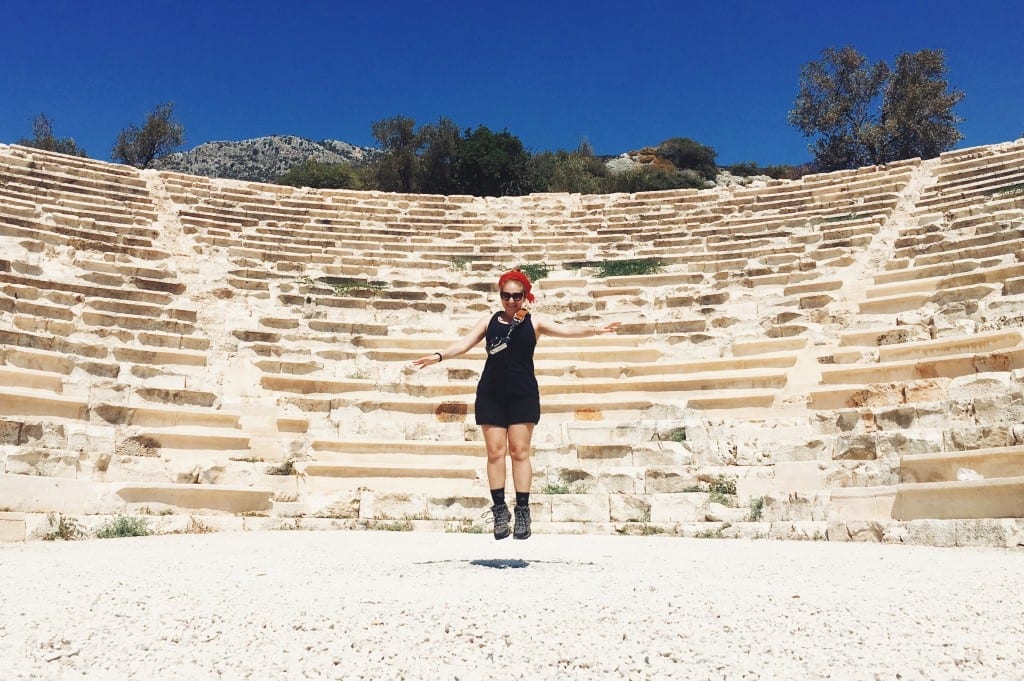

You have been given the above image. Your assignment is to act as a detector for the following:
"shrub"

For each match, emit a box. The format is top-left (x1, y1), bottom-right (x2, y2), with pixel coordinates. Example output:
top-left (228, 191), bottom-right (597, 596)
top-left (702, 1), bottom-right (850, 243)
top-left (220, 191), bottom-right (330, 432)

top-left (96, 514), bottom-right (150, 539)
top-left (655, 137), bottom-right (718, 180)
top-left (276, 160), bottom-right (357, 189)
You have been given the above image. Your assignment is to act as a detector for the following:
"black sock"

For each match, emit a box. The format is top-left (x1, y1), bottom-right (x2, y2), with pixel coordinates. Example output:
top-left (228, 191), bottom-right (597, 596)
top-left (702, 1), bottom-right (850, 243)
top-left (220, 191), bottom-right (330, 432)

top-left (516, 491), bottom-right (530, 508)
top-left (490, 488), bottom-right (505, 506)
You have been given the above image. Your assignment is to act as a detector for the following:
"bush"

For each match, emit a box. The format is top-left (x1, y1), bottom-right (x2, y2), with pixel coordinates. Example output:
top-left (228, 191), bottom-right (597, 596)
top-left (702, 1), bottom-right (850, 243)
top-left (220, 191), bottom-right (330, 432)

top-left (609, 165), bottom-right (704, 193)
top-left (276, 159), bottom-right (357, 189)
top-left (96, 514), bottom-right (150, 539)
top-left (655, 137), bottom-right (718, 180)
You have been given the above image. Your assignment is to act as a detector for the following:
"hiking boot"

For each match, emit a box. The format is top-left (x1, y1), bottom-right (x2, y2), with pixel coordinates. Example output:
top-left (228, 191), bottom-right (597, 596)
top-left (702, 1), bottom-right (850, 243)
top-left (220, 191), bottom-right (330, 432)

top-left (513, 505), bottom-right (532, 540)
top-left (490, 503), bottom-right (511, 540)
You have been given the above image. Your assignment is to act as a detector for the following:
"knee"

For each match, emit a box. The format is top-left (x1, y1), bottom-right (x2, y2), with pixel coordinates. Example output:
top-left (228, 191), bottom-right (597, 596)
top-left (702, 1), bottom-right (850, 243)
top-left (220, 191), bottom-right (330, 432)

top-left (486, 445), bottom-right (507, 464)
top-left (508, 445), bottom-right (531, 462)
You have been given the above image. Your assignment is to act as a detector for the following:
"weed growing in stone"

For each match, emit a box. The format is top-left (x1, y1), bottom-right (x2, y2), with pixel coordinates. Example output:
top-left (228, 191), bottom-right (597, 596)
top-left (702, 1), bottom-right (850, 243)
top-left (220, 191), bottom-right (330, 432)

top-left (447, 256), bottom-right (472, 271)
top-left (96, 514), bottom-right (150, 539)
top-left (517, 262), bottom-right (551, 282)
top-left (992, 182), bottom-right (1024, 197)
top-left (43, 513), bottom-right (86, 541)
top-left (266, 459), bottom-right (296, 476)
top-left (747, 496), bottom-right (765, 522)
top-left (664, 427), bottom-right (687, 443)
top-left (821, 212), bottom-right (860, 223)
top-left (184, 516), bottom-right (215, 534)
top-left (595, 258), bottom-right (664, 278)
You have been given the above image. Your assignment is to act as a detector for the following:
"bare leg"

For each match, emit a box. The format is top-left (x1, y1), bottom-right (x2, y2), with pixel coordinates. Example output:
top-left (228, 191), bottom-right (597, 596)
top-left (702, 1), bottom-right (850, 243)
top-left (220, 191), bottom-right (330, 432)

top-left (482, 425), bottom-right (509, 491)
top-left (507, 423), bottom-right (535, 493)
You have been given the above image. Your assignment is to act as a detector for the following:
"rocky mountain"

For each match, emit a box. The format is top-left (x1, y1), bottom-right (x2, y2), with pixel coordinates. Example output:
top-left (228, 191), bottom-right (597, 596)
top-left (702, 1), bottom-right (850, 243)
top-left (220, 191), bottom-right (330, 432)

top-left (154, 135), bottom-right (379, 183)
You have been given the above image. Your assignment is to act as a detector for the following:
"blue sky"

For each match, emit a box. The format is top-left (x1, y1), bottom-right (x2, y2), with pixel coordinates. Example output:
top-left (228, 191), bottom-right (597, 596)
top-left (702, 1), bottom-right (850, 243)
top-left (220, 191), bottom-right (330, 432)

top-left (1, 0), bottom-right (1021, 166)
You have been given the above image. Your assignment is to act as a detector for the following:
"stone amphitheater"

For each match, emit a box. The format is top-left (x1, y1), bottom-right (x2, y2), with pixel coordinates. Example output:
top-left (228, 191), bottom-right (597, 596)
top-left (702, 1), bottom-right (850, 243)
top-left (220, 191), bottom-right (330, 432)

top-left (1, 138), bottom-right (1024, 548)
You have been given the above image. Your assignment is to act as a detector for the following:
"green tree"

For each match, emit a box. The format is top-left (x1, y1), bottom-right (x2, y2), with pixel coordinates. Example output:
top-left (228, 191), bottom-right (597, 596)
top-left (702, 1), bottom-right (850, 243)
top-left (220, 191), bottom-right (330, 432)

top-left (453, 125), bottom-right (531, 197)
top-left (17, 114), bottom-right (87, 157)
top-left (880, 49), bottom-right (965, 162)
top-left (276, 159), bottom-right (357, 189)
top-left (655, 137), bottom-right (718, 180)
top-left (368, 115), bottom-right (423, 193)
top-left (419, 117), bottom-right (461, 194)
top-left (789, 46), bottom-right (964, 171)
top-left (111, 102), bottom-right (185, 168)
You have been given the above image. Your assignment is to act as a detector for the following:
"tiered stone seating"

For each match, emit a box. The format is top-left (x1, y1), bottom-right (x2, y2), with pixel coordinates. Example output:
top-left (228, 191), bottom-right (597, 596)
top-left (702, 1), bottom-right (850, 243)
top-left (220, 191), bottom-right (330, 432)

top-left (2, 137), bottom-right (1023, 544)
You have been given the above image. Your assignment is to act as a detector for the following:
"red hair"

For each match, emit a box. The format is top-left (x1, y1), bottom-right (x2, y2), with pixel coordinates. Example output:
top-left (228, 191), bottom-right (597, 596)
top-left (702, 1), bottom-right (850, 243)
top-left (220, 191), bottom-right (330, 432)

top-left (498, 269), bottom-right (535, 303)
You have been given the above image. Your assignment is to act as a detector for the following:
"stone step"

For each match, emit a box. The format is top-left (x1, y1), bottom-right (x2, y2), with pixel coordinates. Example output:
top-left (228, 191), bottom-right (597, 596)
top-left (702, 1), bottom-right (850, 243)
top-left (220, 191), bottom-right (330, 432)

top-left (92, 404), bottom-right (241, 429)
top-left (115, 482), bottom-right (274, 514)
top-left (901, 446), bottom-right (1024, 483)
top-left (830, 476), bottom-right (1024, 522)
top-left (125, 428), bottom-right (251, 452)
top-left (892, 477), bottom-right (1024, 520)
top-left (819, 348), bottom-right (1024, 385)
top-left (0, 386), bottom-right (89, 420)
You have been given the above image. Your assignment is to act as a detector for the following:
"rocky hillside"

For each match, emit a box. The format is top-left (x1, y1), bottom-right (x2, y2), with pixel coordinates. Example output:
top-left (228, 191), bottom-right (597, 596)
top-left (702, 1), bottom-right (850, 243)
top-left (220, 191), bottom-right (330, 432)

top-left (154, 135), bottom-right (379, 182)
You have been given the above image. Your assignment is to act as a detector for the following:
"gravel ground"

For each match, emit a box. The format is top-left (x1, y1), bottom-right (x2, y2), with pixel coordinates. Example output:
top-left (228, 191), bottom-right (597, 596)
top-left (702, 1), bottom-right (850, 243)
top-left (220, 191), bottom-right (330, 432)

top-left (1, 531), bottom-right (1022, 680)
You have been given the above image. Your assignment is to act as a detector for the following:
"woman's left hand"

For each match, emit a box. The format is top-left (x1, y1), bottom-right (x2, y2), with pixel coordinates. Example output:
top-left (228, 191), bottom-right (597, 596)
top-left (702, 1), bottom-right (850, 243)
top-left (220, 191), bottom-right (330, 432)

top-left (595, 322), bottom-right (621, 335)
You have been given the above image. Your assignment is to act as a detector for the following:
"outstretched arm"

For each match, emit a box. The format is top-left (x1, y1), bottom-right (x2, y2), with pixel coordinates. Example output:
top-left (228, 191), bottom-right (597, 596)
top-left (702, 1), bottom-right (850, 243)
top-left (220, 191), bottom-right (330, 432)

top-left (410, 315), bottom-right (489, 369)
top-left (533, 314), bottom-right (621, 339)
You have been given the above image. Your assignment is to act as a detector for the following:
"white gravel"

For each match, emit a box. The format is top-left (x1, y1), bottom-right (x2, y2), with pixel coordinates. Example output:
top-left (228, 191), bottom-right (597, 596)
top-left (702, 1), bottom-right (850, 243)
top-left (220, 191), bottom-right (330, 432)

top-left (1, 531), bottom-right (1022, 680)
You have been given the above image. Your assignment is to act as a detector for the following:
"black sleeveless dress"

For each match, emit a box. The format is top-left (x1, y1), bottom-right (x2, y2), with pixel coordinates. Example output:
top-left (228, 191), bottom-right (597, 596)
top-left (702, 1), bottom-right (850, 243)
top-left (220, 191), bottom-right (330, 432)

top-left (474, 311), bottom-right (541, 427)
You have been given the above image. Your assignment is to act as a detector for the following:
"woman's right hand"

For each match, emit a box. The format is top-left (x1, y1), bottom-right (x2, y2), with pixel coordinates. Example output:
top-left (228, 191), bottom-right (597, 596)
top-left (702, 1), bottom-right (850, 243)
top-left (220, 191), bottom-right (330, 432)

top-left (411, 354), bottom-right (441, 370)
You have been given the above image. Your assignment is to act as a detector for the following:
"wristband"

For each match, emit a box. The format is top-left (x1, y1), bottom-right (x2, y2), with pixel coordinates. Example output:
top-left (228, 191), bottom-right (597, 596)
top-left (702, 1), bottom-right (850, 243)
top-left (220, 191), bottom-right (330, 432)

top-left (434, 352), bottom-right (443, 363)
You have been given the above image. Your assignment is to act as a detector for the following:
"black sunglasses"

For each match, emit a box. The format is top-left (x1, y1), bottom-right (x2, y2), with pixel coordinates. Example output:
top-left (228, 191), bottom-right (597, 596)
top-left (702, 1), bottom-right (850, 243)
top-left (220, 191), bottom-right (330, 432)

top-left (500, 291), bottom-right (525, 301)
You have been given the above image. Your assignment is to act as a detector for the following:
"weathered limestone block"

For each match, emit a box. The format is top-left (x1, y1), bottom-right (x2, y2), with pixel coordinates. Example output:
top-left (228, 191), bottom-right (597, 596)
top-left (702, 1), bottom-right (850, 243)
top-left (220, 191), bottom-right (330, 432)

top-left (575, 443), bottom-right (631, 460)
top-left (5, 448), bottom-right (81, 477)
top-left (954, 519), bottom-right (1024, 547)
top-left (358, 492), bottom-right (428, 520)
top-left (834, 433), bottom-right (877, 460)
top-left (425, 494), bottom-right (489, 521)
top-left (826, 460), bottom-right (900, 488)
top-left (972, 391), bottom-right (1024, 426)
top-left (550, 494), bottom-right (610, 522)
top-left (772, 461), bottom-right (826, 493)
top-left (768, 521), bottom-right (827, 541)
top-left (826, 520), bottom-right (885, 542)
top-left (609, 494), bottom-right (650, 522)
top-left (905, 519), bottom-right (957, 547)
top-left (704, 502), bottom-right (748, 523)
top-left (943, 425), bottom-right (1010, 451)
top-left (949, 372), bottom-right (1015, 401)
top-left (873, 404), bottom-right (948, 430)
top-left (596, 471), bottom-right (640, 493)
top-left (0, 475), bottom-right (117, 514)
top-left (875, 431), bottom-right (944, 458)
top-left (0, 512), bottom-right (25, 542)
top-left (649, 492), bottom-right (708, 523)
top-left (632, 442), bottom-right (693, 467)
top-left (644, 468), bottom-right (699, 493)
top-left (759, 491), bottom-right (830, 522)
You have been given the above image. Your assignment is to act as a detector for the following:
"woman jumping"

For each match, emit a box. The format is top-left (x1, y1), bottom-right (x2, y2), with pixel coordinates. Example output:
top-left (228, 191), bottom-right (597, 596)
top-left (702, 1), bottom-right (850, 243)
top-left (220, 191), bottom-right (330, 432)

top-left (412, 269), bottom-right (620, 540)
